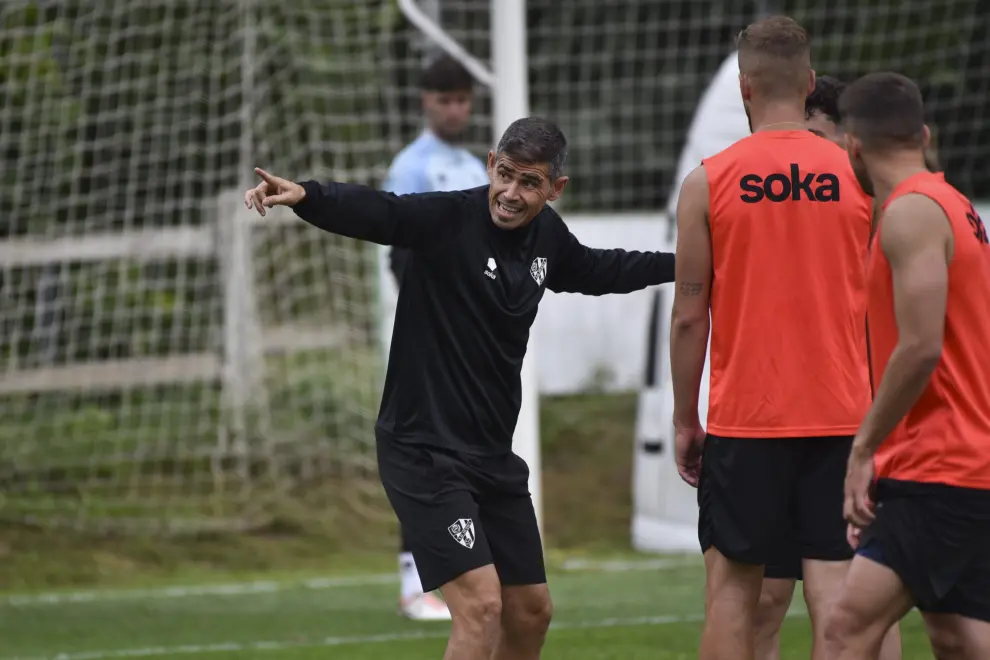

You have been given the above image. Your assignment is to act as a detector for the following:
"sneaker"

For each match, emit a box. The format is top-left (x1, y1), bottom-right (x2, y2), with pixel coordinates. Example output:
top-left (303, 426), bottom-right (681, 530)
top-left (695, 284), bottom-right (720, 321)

top-left (399, 592), bottom-right (452, 621)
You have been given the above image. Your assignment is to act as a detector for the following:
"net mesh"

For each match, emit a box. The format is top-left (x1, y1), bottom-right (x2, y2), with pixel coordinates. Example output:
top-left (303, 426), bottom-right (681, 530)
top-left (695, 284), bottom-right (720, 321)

top-left (0, 0), bottom-right (986, 537)
top-left (442, 0), bottom-right (988, 211)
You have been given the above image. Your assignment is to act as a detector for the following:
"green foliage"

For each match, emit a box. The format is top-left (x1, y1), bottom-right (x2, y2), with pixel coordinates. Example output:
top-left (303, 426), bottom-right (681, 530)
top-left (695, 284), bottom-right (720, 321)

top-left (0, 259), bottom-right (220, 368)
top-left (0, 345), bottom-right (383, 531)
top-left (0, 2), bottom-right (82, 234)
top-left (781, 0), bottom-right (975, 84)
top-left (263, 346), bottom-right (383, 448)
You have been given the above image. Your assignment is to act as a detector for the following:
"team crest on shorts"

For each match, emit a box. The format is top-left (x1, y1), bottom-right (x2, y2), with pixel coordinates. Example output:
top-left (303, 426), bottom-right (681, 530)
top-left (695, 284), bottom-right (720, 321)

top-left (447, 518), bottom-right (476, 549)
top-left (530, 257), bottom-right (547, 285)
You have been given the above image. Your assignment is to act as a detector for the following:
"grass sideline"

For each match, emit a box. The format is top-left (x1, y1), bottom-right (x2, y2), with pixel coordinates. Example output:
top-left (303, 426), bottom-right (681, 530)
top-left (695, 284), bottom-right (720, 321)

top-left (0, 393), bottom-right (639, 590)
top-left (0, 393), bottom-right (943, 658)
top-left (0, 556), bottom-right (939, 660)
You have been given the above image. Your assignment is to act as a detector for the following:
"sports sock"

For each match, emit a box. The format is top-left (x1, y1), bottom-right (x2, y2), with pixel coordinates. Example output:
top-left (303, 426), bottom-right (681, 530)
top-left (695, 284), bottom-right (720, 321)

top-left (399, 552), bottom-right (424, 600)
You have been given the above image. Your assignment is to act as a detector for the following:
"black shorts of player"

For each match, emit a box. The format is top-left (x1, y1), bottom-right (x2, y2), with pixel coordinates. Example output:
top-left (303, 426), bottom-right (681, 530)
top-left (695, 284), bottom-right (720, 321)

top-left (698, 434), bottom-right (854, 571)
top-left (377, 430), bottom-right (545, 593)
top-left (857, 479), bottom-right (990, 622)
top-left (764, 539), bottom-right (804, 581)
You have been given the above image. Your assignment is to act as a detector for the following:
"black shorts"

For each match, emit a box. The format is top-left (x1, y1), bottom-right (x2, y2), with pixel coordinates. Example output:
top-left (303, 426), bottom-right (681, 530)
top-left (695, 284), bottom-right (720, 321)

top-left (377, 431), bottom-right (545, 593)
top-left (699, 434), bottom-right (854, 571)
top-left (858, 479), bottom-right (990, 621)
top-left (764, 539), bottom-right (804, 581)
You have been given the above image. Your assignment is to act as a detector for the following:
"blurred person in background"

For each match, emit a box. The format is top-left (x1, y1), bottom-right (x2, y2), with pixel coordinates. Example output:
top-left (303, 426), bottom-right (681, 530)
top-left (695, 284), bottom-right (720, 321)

top-left (379, 53), bottom-right (489, 622)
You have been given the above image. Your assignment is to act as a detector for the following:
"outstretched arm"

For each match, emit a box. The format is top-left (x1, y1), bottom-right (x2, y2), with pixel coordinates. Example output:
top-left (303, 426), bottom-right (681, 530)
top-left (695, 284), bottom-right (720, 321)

top-left (852, 193), bottom-right (951, 457)
top-left (245, 168), bottom-right (464, 250)
top-left (669, 166), bottom-right (712, 430)
top-left (546, 226), bottom-right (675, 295)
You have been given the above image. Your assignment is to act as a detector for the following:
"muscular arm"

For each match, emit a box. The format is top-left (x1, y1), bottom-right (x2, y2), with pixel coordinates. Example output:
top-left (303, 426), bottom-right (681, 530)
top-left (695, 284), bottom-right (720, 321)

top-left (292, 181), bottom-right (465, 250)
top-left (670, 166), bottom-right (713, 428)
top-left (546, 226), bottom-right (675, 295)
top-left (852, 193), bottom-right (952, 455)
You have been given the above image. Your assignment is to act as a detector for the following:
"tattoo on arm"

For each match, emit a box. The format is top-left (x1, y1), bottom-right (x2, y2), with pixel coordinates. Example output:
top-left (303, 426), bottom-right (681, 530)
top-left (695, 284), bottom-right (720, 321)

top-left (679, 282), bottom-right (704, 296)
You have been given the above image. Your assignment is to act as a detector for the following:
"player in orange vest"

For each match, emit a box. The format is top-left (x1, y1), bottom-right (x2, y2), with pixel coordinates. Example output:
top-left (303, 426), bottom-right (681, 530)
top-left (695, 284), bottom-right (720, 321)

top-left (823, 71), bottom-right (990, 659)
top-left (671, 16), bottom-right (874, 659)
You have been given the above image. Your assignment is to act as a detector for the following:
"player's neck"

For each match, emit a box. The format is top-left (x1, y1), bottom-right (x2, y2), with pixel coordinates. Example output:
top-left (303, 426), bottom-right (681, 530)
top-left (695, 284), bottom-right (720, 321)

top-left (425, 126), bottom-right (462, 146)
top-left (869, 152), bottom-right (929, 205)
top-left (750, 102), bottom-right (806, 133)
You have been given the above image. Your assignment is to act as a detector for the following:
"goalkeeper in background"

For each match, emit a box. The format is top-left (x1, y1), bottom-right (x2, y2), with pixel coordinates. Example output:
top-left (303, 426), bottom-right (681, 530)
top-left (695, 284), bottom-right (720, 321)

top-left (378, 53), bottom-right (489, 622)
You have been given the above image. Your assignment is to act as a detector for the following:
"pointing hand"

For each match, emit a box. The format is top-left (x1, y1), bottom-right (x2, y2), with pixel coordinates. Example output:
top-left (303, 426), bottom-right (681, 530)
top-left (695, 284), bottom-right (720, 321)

top-left (244, 168), bottom-right (306, 217)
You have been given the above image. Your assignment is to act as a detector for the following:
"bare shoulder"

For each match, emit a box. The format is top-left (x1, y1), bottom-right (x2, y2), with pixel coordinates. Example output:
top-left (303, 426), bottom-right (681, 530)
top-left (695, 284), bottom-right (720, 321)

top-left (681, 165), bottom-right (709, 193)
top-left (677, 166), bottom-right (710, 213)
top-left (880, 193), bottom-right (952, 261)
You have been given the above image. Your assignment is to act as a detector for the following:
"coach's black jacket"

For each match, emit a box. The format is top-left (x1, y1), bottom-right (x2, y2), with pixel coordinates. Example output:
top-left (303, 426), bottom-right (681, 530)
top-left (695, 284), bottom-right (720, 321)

top-left (293, 182), bottom-right (675, 456)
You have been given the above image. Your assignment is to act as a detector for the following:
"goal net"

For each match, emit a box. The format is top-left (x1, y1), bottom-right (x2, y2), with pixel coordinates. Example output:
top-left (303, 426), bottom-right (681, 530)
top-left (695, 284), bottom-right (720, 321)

top-left (0, 0), bottom-right (416, 537)
top-left (0, 0), bottom-right (986, 542)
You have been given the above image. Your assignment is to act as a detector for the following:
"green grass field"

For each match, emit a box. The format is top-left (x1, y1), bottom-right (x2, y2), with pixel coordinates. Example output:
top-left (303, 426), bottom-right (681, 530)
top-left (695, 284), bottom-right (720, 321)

top-left (1, 553), bottom-right (938, 660)
top-left (0, 394), bottom-right (939, 658)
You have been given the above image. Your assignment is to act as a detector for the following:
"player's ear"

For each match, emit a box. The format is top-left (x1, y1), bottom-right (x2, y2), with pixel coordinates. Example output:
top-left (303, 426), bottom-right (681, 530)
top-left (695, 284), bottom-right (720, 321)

top-left (807, 69), bottom-right (816, 96)
top-left (547, 176), bottom-right (569, 202)
top-left (921, 125), bottom-right (931, 149)
top-left (487, 151), bottom-right (496, 174)
top-left (844, 134), bottom-right (862, 160)
top-left (738, 73), bottom-right (752, 102)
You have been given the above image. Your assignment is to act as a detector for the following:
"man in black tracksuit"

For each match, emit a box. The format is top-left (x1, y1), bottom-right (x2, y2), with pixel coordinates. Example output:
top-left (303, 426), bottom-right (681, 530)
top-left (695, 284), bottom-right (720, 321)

top-left (245, 116), bottom-right (674, 659)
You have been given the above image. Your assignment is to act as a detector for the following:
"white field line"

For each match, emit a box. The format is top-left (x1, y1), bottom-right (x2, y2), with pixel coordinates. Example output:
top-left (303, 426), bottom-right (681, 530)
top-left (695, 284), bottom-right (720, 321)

top-left (559, 556), bottom-right (700, 572)
top-left (2, 557), bottom-right (698, 607)
top-left (5, 608), bottom-right (810, 660)
top-left (3, 613), bottom-right (706, 660)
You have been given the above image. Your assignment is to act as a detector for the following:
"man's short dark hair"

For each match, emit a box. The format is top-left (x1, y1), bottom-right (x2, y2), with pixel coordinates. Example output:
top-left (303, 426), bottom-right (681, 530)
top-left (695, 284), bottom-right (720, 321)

top-left (805, 75), bottom-right (846, 123)
top-left (420, 54), bottom-right (474, 93)
top-left (495, 117), bottom-right (568, 180)
top-left (736, 15), bottom-right (811, 99)
top-left (838, 72), bottom-right (926, 150)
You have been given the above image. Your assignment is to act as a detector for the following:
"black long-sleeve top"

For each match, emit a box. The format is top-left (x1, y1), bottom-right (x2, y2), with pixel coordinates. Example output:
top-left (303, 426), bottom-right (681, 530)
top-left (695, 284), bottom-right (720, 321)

top-left (293, 182), bottom-right (675, 456)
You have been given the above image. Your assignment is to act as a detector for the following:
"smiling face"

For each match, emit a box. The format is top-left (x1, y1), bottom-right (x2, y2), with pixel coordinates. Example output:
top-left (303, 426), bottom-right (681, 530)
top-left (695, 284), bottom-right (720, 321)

top-left (486, 152), bottom-right (568, 230)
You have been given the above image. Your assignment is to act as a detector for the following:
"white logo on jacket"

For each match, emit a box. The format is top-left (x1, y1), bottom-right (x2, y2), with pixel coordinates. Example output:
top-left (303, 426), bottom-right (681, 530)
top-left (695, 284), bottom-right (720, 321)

top-left (530, 257), bottom-right (547, 285)
top-left (484, 257), bottom-right (497, 280)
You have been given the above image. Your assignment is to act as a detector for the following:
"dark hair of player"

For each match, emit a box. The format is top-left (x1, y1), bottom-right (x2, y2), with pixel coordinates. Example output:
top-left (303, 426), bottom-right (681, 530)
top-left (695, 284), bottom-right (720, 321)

top-left (420, 54), bottom-right (474, 93)
top-left (838, 72), bottom-right (926, 151)
top-left (495, 116), bottom-right (568, 180)
top-left (805, 75), bottom-right (846, 122)
top-left (735, 15), bottom-right (811, 99)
